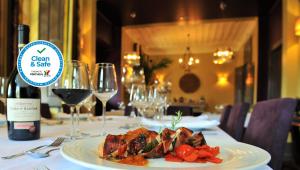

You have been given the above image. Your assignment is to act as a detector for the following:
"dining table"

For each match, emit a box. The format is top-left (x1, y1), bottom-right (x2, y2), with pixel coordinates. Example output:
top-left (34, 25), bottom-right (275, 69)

top-left (0, 114), bottom-right (272, 170)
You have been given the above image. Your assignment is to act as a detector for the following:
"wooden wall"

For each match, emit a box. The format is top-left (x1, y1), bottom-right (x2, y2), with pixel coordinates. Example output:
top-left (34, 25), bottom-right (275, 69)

top-left (0, 0), bottom-right (16, 77)
top-left (39, 0), bottom-right (65, 50)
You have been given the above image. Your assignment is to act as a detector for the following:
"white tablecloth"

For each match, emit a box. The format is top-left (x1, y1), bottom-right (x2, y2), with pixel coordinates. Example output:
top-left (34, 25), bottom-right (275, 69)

top-left (0, 115), bottom-right (271, 170)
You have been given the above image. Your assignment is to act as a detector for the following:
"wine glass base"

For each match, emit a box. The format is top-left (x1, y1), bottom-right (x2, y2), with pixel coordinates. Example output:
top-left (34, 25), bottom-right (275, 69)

top-left (97, 117), bottom-right (113, 121)
top-left (64, 132), bottom-right (92, 140)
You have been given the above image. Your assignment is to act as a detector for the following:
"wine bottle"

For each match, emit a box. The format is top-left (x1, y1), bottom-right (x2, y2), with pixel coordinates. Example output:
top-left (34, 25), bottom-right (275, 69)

top-left (6, 24), bottom-right (41, 140)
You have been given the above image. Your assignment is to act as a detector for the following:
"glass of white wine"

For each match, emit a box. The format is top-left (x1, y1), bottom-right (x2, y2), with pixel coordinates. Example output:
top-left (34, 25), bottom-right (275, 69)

top-left (92, 63), bottom-right (118, 133)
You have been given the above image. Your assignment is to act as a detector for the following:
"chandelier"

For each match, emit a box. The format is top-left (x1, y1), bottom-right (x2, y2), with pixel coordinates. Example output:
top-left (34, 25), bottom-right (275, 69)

top-left (213, 48), bottom-right (234, 64)
top-left (124, 43), bottom-right (140, 66)
top-left (178, 34), bottom-right (200, 71)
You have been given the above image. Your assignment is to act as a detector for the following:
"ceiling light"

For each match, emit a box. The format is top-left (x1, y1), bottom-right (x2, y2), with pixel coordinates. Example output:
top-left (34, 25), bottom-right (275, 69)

top-left (213, 48), bottom-right (234, 64)
top-left (130, 11), bottom-right (136, 19)
top-left (124, 43), bottom-right (140, 66)
top-left (178, 58), bottom-right (183, 63)
top-left (178, 34), bottom-right (200, 71)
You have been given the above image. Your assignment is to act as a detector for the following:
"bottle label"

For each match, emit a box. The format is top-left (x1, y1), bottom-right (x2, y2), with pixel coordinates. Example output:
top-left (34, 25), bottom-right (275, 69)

top-left (14, 122), bottom-right (34, 130)
top-left (7, 99), bottom-right (40, 121)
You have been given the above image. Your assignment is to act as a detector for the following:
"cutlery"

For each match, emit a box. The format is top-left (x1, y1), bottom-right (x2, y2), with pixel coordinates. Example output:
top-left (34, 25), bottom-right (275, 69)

top-left (1, 137), bottom-right (65, 159)
top-left (27, 148), bottom-right (60, 158)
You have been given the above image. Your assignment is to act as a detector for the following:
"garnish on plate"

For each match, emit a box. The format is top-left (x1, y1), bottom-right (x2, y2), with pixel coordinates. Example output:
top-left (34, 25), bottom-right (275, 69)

top-left (171, 111), bottom-right (183, 130)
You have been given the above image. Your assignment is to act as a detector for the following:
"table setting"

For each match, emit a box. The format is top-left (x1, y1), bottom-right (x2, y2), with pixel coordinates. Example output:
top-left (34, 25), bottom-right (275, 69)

top-left (0, 114), bottom-right (272, 170)
top-left (0, 61), bottom-right (272, 170)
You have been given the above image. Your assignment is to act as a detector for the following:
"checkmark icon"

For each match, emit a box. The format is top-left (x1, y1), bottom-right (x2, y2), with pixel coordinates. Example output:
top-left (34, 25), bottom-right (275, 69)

top-left (37, 48), bottom-right (46, 54)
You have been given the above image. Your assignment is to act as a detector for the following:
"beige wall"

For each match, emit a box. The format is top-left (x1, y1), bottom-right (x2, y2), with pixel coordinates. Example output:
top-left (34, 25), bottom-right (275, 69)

top-left (121, 20), bottom-right (258, 109)
top-left (282, 0), bottom-right (300, 98)
top-left (149, 52), bottom-right (242, 111)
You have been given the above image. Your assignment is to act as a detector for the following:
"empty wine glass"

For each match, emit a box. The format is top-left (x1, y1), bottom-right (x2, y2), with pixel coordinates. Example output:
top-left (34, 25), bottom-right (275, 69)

top-left (131, 84), bottom-right (148, 124)
top-left (148, 85), bottom-right (164, 120)
top-left (52, 60), bottom-right (92, 139)
top-left (92, 63), bottom-right (118, 134)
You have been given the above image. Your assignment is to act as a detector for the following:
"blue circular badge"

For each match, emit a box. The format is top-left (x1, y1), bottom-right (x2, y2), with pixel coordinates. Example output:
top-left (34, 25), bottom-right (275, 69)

top-left (17, 40), bottom-right (64, 87)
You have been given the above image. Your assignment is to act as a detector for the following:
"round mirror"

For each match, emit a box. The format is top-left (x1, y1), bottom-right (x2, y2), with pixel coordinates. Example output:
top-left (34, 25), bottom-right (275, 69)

top-left (179, 73), bottom-right (200, 93)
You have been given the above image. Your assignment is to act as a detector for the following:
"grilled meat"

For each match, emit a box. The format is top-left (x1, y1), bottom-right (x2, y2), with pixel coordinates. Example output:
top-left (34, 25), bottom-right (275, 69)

top-left (103, 135), bottom-right (127, 159)
top-left (102, 127), bottom-right (206, 160)
top-left (128, 134), bottom-right (147, 155)
top-left (161, 128), bottom-right (176, 153)
top-left (174, 127), bottom-right (194, 148)
top-left (143, 143), bottom-right (164, 158)
top-left (188, 132), bottom-right (207, 147)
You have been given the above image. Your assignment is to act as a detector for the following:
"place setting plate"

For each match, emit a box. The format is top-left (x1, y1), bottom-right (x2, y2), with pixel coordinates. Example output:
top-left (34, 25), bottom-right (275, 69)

top-left (60, 136), bottom-right (271, 170)
top-left (141, 115), bottom-right (220, 130)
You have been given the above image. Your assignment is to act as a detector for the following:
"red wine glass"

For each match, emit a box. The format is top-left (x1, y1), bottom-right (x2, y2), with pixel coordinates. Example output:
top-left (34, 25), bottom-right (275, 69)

top-left (52, 60), bottom-right (91, 140)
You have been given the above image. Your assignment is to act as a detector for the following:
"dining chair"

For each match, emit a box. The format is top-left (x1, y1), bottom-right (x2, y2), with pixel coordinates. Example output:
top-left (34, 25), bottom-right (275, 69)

top-left (124, 105), bottom-right (137, 116)
top-left (290, 99), bottom-right (300, 165)
top-left (225, 103), bottom-right (250, 141)
top-left (167, 105), bottom-right (193, 116)
top-left (242, 98), bottom-right (297, 170)
top-left (218, 105), bottom-right (232, 131)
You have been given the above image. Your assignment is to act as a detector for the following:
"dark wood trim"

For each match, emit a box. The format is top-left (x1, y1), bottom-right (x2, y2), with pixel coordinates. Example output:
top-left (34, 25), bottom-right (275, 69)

top-left (257, 14), bottom-right (270, 101)
top-left (257, 0), bottom-right (282, 101)
top-left (72, 0), bottom-right (79, 60)
top-left (0, 0), bottom-right (14, 76)
top-left (6, 0), bottom-right (17, 76)
top-left (0, 0), bottom-right (8, 76)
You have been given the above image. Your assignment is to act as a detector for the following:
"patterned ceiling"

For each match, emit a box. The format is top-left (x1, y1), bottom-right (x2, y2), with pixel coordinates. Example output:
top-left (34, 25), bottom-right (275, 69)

top-left (123, 18), bottom-right (257, 55)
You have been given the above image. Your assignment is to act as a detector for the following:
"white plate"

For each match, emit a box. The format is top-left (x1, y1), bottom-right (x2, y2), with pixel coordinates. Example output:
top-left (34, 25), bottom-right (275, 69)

top-left (141, 116), bottom-right (220, 130)
top-left (61, 137), bottom-right (271, 170)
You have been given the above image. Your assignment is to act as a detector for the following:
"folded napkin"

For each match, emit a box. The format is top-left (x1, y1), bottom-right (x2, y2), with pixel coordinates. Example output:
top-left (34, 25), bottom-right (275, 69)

top-left (141, 115), bottom-right (219, 129)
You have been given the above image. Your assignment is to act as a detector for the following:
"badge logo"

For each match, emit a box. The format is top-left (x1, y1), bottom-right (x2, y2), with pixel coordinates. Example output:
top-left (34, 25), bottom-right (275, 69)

top-left (17, 40), bottom-right (64, 87)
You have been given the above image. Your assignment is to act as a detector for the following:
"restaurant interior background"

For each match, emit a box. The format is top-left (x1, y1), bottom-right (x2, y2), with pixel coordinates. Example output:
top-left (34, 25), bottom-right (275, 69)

top-left (1, 0), bottom-right (300, 111)
top-left (0, 0), bottom-right (300, 168)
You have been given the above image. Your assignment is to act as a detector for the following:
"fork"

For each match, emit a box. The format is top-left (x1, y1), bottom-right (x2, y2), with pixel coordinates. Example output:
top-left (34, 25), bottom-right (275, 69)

top-left (1, 137), bottom-right (65, 159)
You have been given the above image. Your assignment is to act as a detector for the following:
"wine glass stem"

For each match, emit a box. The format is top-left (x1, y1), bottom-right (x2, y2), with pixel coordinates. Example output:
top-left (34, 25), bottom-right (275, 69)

top-left (87, 108), bottom-right (92, 122)
top-left (75, 105), bottom-right (81, 132)
top-left (70, 106), bottom-right (76, 140)
top-left (102, 101), bottom-right (107, 126)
